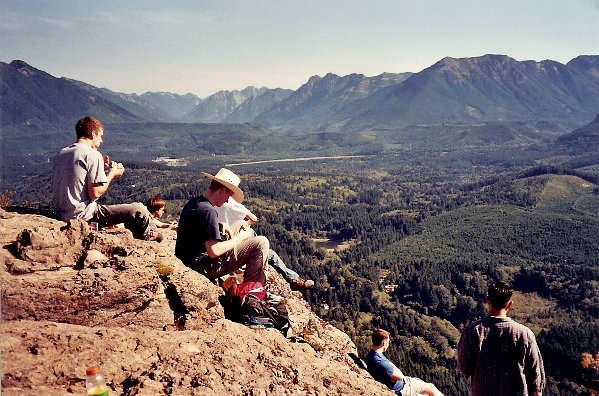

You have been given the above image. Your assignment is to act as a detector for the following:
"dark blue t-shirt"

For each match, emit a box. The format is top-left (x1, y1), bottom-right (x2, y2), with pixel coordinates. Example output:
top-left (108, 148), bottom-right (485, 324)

top-left (365, 349), bottom-right (405, 394)
top-left (175, 196), bottom-right (221, 265)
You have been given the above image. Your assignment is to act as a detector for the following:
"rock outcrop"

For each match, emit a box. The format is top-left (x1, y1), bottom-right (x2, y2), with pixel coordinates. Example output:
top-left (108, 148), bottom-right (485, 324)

top-left (0, 209), bottom-right (389, 395)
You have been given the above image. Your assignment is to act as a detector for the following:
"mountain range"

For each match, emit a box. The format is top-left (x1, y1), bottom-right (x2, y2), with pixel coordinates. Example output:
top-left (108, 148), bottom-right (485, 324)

top-left (1, 54), bottom-right (599, 135)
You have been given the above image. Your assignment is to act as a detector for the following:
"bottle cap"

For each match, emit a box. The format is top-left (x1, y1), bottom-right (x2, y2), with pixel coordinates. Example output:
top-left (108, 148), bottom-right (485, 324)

top-left (86, 366), bottom-right (100, 376)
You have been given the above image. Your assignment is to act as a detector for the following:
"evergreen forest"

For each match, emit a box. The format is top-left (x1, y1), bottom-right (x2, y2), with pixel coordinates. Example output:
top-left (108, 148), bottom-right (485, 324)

top-left (2, 122), bottom-right (599, 395)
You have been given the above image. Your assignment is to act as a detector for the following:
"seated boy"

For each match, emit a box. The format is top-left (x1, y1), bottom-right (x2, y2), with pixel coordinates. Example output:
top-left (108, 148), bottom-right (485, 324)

top-left (146, 196), bottom-right (178, 230)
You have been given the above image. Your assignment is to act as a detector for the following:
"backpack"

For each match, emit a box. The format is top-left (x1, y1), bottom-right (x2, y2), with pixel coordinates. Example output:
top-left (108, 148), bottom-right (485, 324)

top-left (223, 281), bottom-right (290, 336)
top-left (240, 295), bottom-right (290, 335)
top-left (224, 281), bottom-right (267, 306)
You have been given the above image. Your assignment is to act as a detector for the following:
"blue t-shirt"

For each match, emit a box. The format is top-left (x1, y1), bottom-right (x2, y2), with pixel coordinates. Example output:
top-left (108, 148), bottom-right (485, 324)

top-left (365, 349), bottom-right (405, 394)
top-left (175, 196), bottom-right (221, 265)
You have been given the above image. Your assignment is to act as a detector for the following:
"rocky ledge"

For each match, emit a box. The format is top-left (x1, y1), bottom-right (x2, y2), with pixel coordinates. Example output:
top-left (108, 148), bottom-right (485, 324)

top-left (0, 209), bottom-right (388, 395)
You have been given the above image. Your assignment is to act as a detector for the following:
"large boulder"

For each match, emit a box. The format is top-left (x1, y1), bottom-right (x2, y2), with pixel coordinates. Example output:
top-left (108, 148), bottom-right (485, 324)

top-left (0, 209), bottom-right (388, 395)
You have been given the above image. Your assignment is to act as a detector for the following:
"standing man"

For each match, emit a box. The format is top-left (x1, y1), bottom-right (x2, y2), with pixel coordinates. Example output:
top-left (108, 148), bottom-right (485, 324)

top-left (366, 328), bottom-right (444, 396)
top-left (51, 116), bottom-right (157, 240)
top-left (175, 168), bottom-right (268, 285)
top-left (457, 281), bottom-right (546, 396)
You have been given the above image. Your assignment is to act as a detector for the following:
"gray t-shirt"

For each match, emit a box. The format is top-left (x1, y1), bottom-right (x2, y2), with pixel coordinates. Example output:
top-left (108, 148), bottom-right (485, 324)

top-left (51, 143), bottom-right (107, 221)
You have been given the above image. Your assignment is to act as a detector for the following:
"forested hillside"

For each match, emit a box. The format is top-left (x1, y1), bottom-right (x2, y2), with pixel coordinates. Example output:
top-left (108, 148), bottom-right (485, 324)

top-left (2, 64), bottom-right (598, 395)
top-left (4, 138), bottom-right (598, 394)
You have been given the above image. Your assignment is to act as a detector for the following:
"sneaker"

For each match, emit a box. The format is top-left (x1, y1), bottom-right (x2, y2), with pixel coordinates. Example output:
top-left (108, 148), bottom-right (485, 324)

top-left (143, 230), bottom-right (164, 243)
top-left (290, 277), bottom-right (314, 290)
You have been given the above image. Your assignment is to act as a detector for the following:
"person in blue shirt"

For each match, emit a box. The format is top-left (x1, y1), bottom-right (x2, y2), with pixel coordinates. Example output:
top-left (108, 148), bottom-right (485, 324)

top-left (365, 328), bottom-right (444, 396)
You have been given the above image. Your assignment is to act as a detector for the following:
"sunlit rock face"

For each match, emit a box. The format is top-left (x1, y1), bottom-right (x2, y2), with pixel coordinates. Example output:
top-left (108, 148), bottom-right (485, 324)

top-left (0, 209), bottom-right (385, 395)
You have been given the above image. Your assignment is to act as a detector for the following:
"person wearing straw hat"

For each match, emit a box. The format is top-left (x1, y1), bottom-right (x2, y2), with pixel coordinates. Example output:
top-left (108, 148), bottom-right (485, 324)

top-left (175, 168), bottom-right (268, 285)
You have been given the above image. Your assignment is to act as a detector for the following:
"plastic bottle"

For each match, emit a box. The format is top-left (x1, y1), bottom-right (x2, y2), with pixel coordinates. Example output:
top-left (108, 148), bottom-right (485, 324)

top-left (85, 366), bottom-right (109, 396)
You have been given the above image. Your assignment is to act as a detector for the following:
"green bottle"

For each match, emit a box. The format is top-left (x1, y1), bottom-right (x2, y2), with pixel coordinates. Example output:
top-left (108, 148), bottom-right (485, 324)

top-left (85, 366), bottom-right (109, 396)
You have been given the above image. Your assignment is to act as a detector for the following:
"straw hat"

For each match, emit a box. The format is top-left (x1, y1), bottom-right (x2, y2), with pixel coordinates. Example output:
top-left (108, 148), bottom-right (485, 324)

top-left (202, 168), bottom-right (244, 203)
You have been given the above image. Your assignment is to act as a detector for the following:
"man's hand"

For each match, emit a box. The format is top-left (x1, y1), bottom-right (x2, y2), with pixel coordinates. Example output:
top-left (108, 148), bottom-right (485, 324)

top-left (245, 211), bottom-right (258, 224)
top-left (219, 222), bottom-right (233, 240)
top-left (107, 162), bottom-right (125, 179)
top-left (236, 227), bottom-right (254, 241)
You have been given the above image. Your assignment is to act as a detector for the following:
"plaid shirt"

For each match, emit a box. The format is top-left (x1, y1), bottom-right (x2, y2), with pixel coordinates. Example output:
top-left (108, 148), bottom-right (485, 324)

top-left (458, 316), bottom-right (545, 396)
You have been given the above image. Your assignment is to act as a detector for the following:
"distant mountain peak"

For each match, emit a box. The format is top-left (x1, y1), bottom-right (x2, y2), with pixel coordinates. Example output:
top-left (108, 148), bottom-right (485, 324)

top-left (432, 54), bottom-right (518, 73)
top-left (568, 55), bottom-right (599, 83)
top-left (9, 59), bottom-right (49, 78)
top-left (10, 59), bottom-right (33, 68)
top-left (3, 54), bottom-right (599, 133)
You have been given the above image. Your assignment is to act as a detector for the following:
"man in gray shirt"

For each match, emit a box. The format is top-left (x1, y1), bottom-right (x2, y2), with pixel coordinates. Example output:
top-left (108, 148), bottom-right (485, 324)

top-left (457, 281), bottom-right (545, 396)
top-left (52, 116), bottom-right (157, 240)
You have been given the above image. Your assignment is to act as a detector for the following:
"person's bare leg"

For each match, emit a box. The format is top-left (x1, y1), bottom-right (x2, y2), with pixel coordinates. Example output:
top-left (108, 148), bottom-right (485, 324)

top-left (405, 376), bottom-right (444, 396)
top-left (423, 383), bottom-right (444, 396)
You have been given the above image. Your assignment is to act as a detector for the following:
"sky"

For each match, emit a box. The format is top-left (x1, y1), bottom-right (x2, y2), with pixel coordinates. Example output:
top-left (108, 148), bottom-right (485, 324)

top-left (2, 1), bottom-right (598, 98)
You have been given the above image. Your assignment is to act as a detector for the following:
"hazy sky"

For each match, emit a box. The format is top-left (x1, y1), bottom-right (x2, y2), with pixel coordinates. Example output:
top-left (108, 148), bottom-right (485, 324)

top-left (2, 1), bottom-right (598, 97)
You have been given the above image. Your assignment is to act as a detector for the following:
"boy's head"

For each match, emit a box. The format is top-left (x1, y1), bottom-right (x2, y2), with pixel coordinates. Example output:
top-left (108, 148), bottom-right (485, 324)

top-left (487, 281), bottom-right (513, 310)
top-left (372, 328), bottom-right (390, 347)
top-left (75, 116), bottom-right (104, 139)
top-left (146, 197), bottom-right (167, 215)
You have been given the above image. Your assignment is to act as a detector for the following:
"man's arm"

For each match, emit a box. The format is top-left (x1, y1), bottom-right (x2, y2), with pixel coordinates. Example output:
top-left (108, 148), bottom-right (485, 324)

top-left (457, 328), bottom-right (475, 376)
top-left (245, 210), bottom-right (258, 224)
top-left (88, 166), bottom-right (124, 200)
top-left (524, 334), bottom-right (545, 396)
top-left (388, 362), bottom-right (404, 382)
top-left (205, 227), bottom-right (254, 258)
top-left (153, 218), bottom-right (177, 229)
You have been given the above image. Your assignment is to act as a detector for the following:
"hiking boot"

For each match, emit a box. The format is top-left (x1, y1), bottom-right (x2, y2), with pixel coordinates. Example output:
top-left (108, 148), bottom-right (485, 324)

top-left (290, 277), bottom-right (314, 290)
top-left (143, 230), bottom-right (163, 243)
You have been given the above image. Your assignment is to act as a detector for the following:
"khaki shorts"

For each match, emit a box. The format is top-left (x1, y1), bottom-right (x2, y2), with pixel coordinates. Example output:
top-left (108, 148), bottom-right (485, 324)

top-left (401, 376), bottom-right (433, 396)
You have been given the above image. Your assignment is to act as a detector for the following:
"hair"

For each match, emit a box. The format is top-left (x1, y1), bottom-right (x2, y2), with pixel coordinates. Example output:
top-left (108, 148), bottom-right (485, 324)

top-left (75, 116), bottom-right (104, 139)
top-left (372, 328), bottom-right (390, 346)
top-left (487, 281), bottom-right (513, 309)
top-left (208, 179), bottom-right (230, 194)
top-left (145, 197), bottom-right (167, 213)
